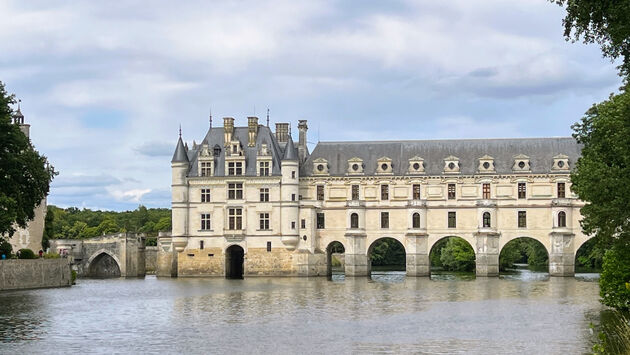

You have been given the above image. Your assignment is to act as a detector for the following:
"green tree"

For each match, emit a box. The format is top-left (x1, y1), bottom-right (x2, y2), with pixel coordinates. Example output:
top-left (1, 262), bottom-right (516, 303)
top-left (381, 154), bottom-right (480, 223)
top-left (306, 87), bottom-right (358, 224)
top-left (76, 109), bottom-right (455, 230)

top-left (0, 81), bottom-right (56, 241)
top-left (552, 0), bottom-right (630, 81)
top-left (440, 237), bottom-right (476, 272)
top-left (154, 216), bottom-right (171, 233)
top-left (42, 208), bottom-right (54, 250)
top-left (96, 219), bottom-right (119, 235)
top-left (369, 238), bottom-right (405, 267)
top-left (599, 244), bottom-right (630, 311)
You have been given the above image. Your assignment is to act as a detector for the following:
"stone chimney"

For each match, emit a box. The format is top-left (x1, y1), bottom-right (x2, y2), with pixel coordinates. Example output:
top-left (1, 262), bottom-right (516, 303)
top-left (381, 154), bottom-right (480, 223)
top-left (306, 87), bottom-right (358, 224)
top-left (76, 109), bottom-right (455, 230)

top-left (275, 123), bottom-right (289, 143)
top-left (223, 117), bottom-right (234, 147)
top-left (298, 120), bottom-right (308, 149)
top-left (248, 117), bottom-right (258, 147)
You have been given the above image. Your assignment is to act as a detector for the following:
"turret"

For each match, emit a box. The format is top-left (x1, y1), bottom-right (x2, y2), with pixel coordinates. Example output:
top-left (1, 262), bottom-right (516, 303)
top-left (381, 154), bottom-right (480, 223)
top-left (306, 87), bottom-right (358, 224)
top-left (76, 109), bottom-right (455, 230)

top-left (171, 131), bottom-right (189, 239)
top-left (13, 102), bottom-right (30, 138)
top-left (280, 136), bottom-right (299, 249)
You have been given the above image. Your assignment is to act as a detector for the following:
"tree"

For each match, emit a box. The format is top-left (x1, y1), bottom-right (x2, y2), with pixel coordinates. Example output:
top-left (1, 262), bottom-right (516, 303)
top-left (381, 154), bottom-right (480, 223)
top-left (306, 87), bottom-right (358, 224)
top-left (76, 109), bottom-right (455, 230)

top-left (42, 208), bottom-right (54, 250)
top-left (439, 238), bottom-right (476, 272)
top-left (0, 81), bottom-right (56, 241)
top-left (599, 243), bottom-right (630, 311)
top-left (552, 0), bottom-right (630, 81)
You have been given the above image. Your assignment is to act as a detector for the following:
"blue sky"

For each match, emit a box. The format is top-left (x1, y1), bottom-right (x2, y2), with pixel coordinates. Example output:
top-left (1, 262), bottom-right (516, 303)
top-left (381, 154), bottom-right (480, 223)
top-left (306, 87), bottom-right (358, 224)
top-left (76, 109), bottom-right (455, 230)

top-left (0, 0), bottom-right (622, 211)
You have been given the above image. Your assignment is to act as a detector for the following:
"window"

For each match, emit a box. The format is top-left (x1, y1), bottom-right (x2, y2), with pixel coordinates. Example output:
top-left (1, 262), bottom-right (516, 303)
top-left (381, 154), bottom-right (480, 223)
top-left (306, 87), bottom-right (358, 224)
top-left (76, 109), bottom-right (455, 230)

top-left (352, 185), bottom-right (359, 200)
top-left (412, 212), bottom-right (420, 229)
top-left (557, 182), bottom-right (566, 198)
top-left (317, 185), bottom-right (324, 201)
top-left (518, 182), bottom-right (526, 199)
top-left (558, 211), bottom-right (567, 228)
top-left (200, 240), bottom-right (204, 250)
top-left (259, 213), bottom-right (270, 230)
top-left (448, 184), bottom-right (456, 200)
top-left (267, 241), bottom-right (271, 252)
top-left (201, 213), bottom-right (211, 230)
top-left (260, 188), bottom-right (269, 202)
top-left (518, 211), bottom-right (527, 228)
top-left (201, 188), bottom-right (211, 203)
top-left (413, 184), bottom-right (421, 200)
top-left (291, 221), bottom-right (296, 229)
top-left (381, 185), bottom-right (389, 200)
top-left (200, 161), bottom-right (212, 177)
top-left (259, 161), bottom-right (270, 176)
top-left (381, 212), bottom-right (389, 228)
top-left (448, 212), bottom-right (456, 228)
top-left (292, 194), bottom-right (296, 201)
top-left (291, 171), bottom-right (296, 179)
top-left (228, 161), bottom-right (243, 176)
top-left (228, 183), bottom-right (243, 200)
top-left (228, 208), bottom-right (242, 230)
top-left (316, 213), bottom-right (325, 229)
top-left (350, 213), bottom-right (359, 229)
top-left (482, 183), bottom-right (490, 199)
top-left (482, 212), bottom-right (491, 228)
top-left (301, 219), bottom-right (306, 229)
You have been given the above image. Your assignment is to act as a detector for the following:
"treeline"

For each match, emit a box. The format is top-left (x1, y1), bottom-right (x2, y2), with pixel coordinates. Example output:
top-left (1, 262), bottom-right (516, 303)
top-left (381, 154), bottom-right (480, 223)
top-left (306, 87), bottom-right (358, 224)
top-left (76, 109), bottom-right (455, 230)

top-left (44, 205), bottom-right (171, 247)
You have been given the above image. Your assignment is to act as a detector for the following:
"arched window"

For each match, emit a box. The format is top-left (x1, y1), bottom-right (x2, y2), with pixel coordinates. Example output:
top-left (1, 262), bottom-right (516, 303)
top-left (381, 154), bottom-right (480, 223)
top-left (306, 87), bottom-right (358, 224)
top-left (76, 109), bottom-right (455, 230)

top-left (558, 211), bottom-right (566, 227)
top-left (412, 213), bottom-right (421, 229)
top-left (482, 212), bottom-right (491, 228)
top-left (350, 213), bottom-right (359, 229)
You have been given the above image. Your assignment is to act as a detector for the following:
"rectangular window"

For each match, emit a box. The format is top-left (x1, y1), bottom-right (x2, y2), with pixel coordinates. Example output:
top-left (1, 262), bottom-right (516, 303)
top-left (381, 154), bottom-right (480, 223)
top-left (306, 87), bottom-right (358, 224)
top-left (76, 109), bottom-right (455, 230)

top-left (317, 185), bottom-right (324, 201)
top-left (482, 183), bottom-right (490, 199)
top-left (228, 183), bottom-right (243, 200)
top-left (448, 184), bottom-right (456, 200)
top-left (201, 188), bottom-right (211, 203)
top-left (200, 240), bottom-right (204, 250)
top-left (518, 182), bottom-right (526, 199)
top-left (448, 212), bottom-right (456, 228)
top-left (352, 185), bottom-right (359, 200)
top-left (291, 221), bottom-right (296, 229)
top-left (228, 208), bottom-right (242, 230)
top-left (381, 212), bottom-right (389, 228)
top-left (259, 213), bottom-right (270, 230)
top-left (260, 188), bottom-right (269, 202)
top-left (267, 241), bottom-right (271, 252)
top-left (259, 161), bottom-right (270, 176)
top-left (381, 185), bottom-right (389, 200)
top-left (228, 161), bottom-right (243, 176)
top-left (557, 182), bottom-right (566, 198)
top-left (292, 194), bottom-right (296, 201)
top-left (200, 213), bottom-right (211, 230)
top-left (316, 213), bottom-right (325, 229)
top-left (413, 184), bottom-right (421, 200)
top-left (301, 219), bottom-right (306, 229)
top-left (291, 171), bottom-right (296, 179)
top-left (518, 211), bottom-right (527, 228)
top-left (200, 162), bottom-right (212, 177)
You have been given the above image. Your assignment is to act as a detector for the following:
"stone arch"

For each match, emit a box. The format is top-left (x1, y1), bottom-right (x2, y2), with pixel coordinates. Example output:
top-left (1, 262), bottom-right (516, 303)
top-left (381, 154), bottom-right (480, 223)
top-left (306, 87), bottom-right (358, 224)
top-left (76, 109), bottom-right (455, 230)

top-left (325, 241), bottom-right (346, 277)
top-left (498, 236), bottom-right (549, 272)
top-left (367, 237), bottom-right (406, 275)
top-left (428, 235), bottom-right (476, 273)
top-left (225, 244), bottom-right (245, 279)
top-left (573, 236), bottom-right (601, 272)
top-left (499, 235), bottom-right (550, 257)
top-left (86, 249), bottom-right (121, 278)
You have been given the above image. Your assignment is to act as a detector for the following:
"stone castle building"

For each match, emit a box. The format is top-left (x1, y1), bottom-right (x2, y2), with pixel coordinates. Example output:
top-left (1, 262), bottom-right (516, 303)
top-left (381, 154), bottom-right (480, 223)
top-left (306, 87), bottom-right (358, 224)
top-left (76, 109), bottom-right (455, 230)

top-left (158, 116), bottom-right (589, 278)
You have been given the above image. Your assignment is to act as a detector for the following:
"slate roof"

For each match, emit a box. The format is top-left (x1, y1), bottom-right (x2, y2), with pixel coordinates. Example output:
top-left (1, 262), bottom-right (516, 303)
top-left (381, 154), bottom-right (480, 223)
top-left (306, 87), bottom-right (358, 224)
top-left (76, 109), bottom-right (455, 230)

top-left (302, 137), bottom-right (581, 176)
top-left (282, 135), bottom-right (298, 161)
top-left (171, 137), bottom-right (189, 163)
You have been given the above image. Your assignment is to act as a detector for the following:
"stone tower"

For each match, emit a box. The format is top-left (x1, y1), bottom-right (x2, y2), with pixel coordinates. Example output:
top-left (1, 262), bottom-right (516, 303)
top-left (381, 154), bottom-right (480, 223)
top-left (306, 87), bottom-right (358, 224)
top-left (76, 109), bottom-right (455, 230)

top-left (280, 136), bottom-right (300, 250)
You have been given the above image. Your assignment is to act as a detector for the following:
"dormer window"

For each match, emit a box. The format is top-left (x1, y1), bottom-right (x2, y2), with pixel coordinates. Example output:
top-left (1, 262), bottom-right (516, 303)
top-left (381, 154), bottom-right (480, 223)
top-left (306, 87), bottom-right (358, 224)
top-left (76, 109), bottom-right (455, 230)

top-left (513, 154), bottom-right (531, 172)
top-left (408, 156), bottom-right (425, 174)
top-left (478, 155), bottom-right (495, 173)
top-left (376, 157), bottom-right (393, 175)
top-left (347, 157), bottom-right (364, 175)
top-left (200, 161), bottom-right (213, 177)
top-left (552, 154), bottom-right (570, 171)
top-left (313, 158), bottom-right (329, 175)
top-left (213, 145), bottom-right (221, 157)
top-left (443, 156), bottom-right (460, 174)
top-left (228, 162), bottom-right (243, 175)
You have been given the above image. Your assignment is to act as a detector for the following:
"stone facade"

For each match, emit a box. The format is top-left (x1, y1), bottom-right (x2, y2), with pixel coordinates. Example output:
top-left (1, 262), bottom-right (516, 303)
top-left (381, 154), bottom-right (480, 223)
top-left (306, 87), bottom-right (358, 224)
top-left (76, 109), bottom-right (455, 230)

top-left (0, 259), bottom-right (71, 291)
top-left (163, 117), bottom-right (590, 278)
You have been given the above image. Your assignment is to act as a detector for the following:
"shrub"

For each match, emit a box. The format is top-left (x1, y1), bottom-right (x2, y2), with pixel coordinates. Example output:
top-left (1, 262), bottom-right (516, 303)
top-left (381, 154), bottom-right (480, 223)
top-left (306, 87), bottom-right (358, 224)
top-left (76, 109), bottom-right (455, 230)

top-left (600, 244), bottom-right (630, 311)
top-left (0, 240), bottom-right (12, 258)
top-left (17, 248), bottom-right (37, 259)
top-left (71, 270), bottom-right (77, 284)
top-left (43, 252), bottom-right (60, 259)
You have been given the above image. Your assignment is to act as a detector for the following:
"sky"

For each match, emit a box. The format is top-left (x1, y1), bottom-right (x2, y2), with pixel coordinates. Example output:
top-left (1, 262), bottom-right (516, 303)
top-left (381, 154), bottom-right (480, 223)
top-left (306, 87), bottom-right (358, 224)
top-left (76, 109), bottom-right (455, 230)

top-left (0, 0), bottom-right (623, 211)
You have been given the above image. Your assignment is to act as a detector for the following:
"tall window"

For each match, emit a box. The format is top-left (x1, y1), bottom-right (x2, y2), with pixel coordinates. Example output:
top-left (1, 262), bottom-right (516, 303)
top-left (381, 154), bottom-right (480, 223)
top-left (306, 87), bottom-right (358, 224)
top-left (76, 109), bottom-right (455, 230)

top-left (448, 184), bottom-right (456, 200)
top-left (200, 161), bottom-right (212, 177)
top-left (200, 240), bottom-right (204, 250)
top-left (267, 241), bottom-right (272, 252)
top-left (482, 183), bottom-right (490, 199)
top-left (518, 182), bottom-right (526, 199)
top-left (291, 171), bottom-right (296, 178)
top-left (228, 183), bottom-right (243, 200)
top-left (350, 213), bottom-right (359, 229)
top-left (260, 188), bottom-right (269, 202)
top-left (381, 212), bottom-right (389, 228)
top-left (259, 161), bottom-right (270, 176)
top-left (201, 213), bottom-right (211, 230)
top-left (301, 219), bottom-right (306, 229)
top-left (558, 211), bottom-right (567, 227)
top-left (412, 212), bottom-right (421, 229)
top-left (259, 213), bottom-right (270, 230)
top-left (381, 185), bottom-right (389, 200)
top-left (201, 188), bottom-right (211, 203)
top-left (316, 213), bottom-right (325, 229)
top-left (228, 208), bottom-right (242, 230)
top-left (228, 161), bottom-right (243, 176)
top-left (413, 184), bottom-right (421, 200)
top-left (448, 212), bottom-right (456, 228)
top-left (518, 211), bottom-right (527, 228)
top-left (317, 185), bottom-right (324, 201)
top-left (351, 185), bottom-right (359, 200)
top-left (482, 212), bottom-right (491, 228)
top-left (557, 182), bottom-right (566, 198)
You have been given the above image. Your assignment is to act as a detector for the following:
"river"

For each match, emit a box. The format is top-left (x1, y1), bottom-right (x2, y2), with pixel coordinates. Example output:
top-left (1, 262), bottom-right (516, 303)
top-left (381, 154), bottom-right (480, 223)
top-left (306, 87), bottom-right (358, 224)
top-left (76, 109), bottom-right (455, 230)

top-left (0, 270), bottom-right (604, 354)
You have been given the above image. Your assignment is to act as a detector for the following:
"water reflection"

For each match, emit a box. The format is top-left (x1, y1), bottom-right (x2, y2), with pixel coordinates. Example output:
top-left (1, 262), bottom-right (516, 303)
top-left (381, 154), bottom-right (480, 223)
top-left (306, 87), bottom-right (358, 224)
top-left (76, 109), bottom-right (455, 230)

top-left (0, 269), bottom-right (604, 354)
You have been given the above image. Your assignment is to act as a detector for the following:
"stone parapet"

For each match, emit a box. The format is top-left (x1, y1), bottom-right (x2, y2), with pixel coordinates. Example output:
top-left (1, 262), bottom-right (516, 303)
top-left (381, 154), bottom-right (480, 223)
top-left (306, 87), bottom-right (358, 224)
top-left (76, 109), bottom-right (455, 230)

top-left (0, 259), bottom-right (71, 291)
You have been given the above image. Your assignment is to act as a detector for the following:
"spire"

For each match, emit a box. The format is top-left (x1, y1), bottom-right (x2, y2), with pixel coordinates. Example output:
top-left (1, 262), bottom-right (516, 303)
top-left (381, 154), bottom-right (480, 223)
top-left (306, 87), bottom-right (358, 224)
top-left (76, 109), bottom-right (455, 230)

top-left (13, 99), bottom-right (24, 124)
top-left (266, 108), bottom-right (270, 127)
top-left (282, 134), bottom-right (298, 161)
top-left (172, 127), bottom-right (189, 163)
top-left (209, 108), bottom-right (213, 128)
top-left (179, 124), bottom-right (182, 138)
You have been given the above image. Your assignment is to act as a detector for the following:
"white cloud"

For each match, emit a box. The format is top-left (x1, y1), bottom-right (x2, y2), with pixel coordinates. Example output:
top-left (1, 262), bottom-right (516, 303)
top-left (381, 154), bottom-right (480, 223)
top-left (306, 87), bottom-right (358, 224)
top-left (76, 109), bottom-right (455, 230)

top-left (109, 188), bottom-right (152, 203)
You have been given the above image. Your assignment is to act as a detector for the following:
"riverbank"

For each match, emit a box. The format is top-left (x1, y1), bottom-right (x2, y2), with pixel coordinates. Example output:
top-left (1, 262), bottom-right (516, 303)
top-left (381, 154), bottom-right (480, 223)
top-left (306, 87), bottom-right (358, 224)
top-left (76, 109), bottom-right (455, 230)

top-left (0, 259), bottom-right (72, 291)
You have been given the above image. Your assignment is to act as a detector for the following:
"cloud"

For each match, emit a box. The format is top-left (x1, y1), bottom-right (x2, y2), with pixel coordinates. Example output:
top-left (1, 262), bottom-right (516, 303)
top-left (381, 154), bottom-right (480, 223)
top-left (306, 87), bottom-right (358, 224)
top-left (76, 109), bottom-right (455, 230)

top-left (134, 141), bottom-right (174, 157)
top-left (109, 189), bottom-right (152, 203)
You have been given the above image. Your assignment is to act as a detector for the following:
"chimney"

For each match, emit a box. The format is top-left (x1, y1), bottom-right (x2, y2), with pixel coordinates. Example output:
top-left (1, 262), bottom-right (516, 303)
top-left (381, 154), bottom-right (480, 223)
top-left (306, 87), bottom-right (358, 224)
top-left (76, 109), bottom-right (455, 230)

top-left (275, 123), bottom-right (289, 143)
top-left (223, 117), bottom-right (234, 147)
top-left (248, 117), bottom-right (258, 147)
top-left (298, 120), bottom-right (308, 149)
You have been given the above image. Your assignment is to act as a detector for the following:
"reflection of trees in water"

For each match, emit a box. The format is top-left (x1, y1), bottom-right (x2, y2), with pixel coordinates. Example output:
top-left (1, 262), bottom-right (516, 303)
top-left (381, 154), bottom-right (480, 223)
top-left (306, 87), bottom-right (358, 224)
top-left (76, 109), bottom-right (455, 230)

top-left (0, 294), bottom-right (46, 342)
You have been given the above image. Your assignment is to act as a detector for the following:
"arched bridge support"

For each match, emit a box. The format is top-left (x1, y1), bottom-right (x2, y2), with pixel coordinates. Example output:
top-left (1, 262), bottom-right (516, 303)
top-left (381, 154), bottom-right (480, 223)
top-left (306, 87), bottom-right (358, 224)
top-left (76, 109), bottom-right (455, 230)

top-left (475, 231), bottom-right (500, 277)
top-left (549, 231), bottom-right (575, 277)
top-left (344, 233), bottom-right (368, 277)
top-left (405, 233), bottom-right (429, 276)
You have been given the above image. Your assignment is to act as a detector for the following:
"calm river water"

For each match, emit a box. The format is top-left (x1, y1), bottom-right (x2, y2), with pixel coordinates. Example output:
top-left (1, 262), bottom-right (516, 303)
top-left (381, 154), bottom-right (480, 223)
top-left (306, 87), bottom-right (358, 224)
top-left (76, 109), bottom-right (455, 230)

top-left (0, 270), bottom-right (604, 354)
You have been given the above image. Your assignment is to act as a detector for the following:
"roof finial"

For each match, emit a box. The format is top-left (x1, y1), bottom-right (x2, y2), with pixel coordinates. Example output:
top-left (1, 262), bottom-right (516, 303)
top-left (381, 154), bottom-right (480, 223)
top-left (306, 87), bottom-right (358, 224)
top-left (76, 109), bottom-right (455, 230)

top-left (266, 108), bottom-right (270, 127)
top-left (179, 124), bottom-right (182, 138)
top-left (209, 107), bottom-right (212, 128)
top-left (17, 99), bottom-right (21, 111)
top-left (288, 123), bottom-right (291, 136)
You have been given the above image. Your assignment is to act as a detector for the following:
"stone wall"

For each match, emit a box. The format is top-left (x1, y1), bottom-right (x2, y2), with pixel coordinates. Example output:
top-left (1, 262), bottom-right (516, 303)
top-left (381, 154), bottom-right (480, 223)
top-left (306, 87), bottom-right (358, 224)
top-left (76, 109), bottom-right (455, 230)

top-left (145, 246), bottom-right (158, 274)
top-left (0, 259), bottom-right (71, 291)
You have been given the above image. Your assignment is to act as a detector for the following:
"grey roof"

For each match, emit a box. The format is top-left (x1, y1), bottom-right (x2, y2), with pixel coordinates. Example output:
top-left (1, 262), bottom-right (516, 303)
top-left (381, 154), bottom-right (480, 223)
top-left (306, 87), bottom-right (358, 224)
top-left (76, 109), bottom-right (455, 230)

top-left (171, 137), bottom-right (189, 163)
top-left (302, 137), bottom-right (581, 176)
top-left (282, 135), bottom-right (298, 161)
